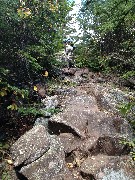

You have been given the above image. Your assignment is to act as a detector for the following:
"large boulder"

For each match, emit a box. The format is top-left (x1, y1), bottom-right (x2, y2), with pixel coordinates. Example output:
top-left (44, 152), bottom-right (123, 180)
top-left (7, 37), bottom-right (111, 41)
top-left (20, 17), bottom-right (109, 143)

top-left (19, 135), bottom-right (66, 180)
top-left (49, 94), bottom-right (99, 139)
top-left (91, 83), bottom-right (134, 113)
top-left (58, 133), bottom-right (79, 153)
top-left (10, 125), bottom-right (77, 180)
top-left (86, 112), bottom-right (132, 139)
top-left (89, 136), bottom-right (130, 156)
top-left (10, 125), bottom-right (50, 166)
top-left (80, 82), bottom-right (135, 113)
top-left (80, 155), bottom-right (135, 180)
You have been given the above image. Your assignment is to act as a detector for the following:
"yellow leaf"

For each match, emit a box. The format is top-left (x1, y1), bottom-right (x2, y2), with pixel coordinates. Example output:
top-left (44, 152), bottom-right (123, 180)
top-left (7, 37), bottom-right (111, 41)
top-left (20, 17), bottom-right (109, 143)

top-left (7, 159), bottom-right (13, 165)
top-left (21, 94), bottom-right (24, 98)
top-left (43, 71), bottom-right (48, 77)
top-left (34, 86), bottom-right (38, 91)
top-left (129, 95), bottom-right (135, 100)
top-left (67, 163), bottom-right (74, 168)
top-left (17, 7), bottom-right (31, 18)
top-left (17, 8), bottom-right (24, 18)
top-left (11, 103), bottom-right (17, 110)
top-left (11, 105), bottom-right (14, 110)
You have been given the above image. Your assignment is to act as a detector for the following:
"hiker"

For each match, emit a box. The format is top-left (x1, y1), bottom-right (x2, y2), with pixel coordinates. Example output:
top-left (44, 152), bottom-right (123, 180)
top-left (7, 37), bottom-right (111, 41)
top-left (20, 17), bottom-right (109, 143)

top-left (63, 38), bottom-right (75, 68)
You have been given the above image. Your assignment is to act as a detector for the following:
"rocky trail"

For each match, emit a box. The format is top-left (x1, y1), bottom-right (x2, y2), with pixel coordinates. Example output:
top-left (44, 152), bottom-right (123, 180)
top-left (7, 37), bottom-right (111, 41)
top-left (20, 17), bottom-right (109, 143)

top-left (10, 67), bottom-right (135, 180)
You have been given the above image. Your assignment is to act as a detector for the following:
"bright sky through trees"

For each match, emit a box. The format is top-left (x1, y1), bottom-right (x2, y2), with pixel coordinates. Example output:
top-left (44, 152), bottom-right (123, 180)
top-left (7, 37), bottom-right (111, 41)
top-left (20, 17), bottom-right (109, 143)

top-left (68, 0), bottom-right (82, 39)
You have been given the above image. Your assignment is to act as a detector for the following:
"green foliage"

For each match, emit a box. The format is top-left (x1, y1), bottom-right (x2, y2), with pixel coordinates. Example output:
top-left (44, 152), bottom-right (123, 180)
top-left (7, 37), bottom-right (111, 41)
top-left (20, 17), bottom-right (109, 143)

top-left (119, 101), bottom-right (135, 115)
top-left (18, 106), bottom-right (61, 116)
top-left (0, 142), bottom-right (10, 150)
top-left (74, 40), bottom-right (101, 71)
top-left (18, 106), bottom-right (44, 116)
top-left (0, 0), bottom-right (75, 177)
top-left (0, 0), bottom-right (73, 121)
top-left (119, 100), bottom-right (135, 160)
top-left (0, 81), bottom-right (29, 113)
top-left (121, 138), bottom-right (135, 161)
top-left (2, 172), bottom-right (11, 180)
top-left (0, 0), bottom-right (73, 79)
top-left (77, 0), bottom-right (135, 75)
top-left (121, 71), bottom-right (135, 80)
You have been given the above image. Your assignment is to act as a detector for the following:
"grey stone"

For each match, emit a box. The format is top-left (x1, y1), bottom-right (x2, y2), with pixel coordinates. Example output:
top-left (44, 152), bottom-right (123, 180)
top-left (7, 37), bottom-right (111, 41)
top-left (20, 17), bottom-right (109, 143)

top-left (101, 169), bottom-right (134, 180)
top-left (34, 117), bottom-right (49, 128)
top-left (39, 95), bottom-right (59, 117)
top-left (9, 69), bottom-right (135, 180)
top-left (81, 155), bottom-right (135, 180)
top-left (74, 68), bottom-right (89, 77)
top-left (58, 133), bottom-right (82, 153)
top-left (51, 170), bottom-right (77, 180)
top-left (41, 95), bottom-right (59, 110)
top-left (93, 84), bottom-right (134, 113)
top-left (86, 112), bottom-right (132, 139)
top-left (10, 125), bottom-right (50, 166)
top-left (50, 94), bottom-right (99, 138)
top-left (55, 87), bottom-right (77, 96)
top-left (89, 136), bottom-right (130, 156)
top-left (19, 136), bottom-right (67, 180)
top-left (95, 77), bottom-right (106, 83)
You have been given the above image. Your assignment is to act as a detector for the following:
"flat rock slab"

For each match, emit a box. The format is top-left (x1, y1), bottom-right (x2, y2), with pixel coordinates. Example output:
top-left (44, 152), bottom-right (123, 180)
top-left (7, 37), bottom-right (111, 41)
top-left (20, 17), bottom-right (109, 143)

top-left (85, 82), bottom-right (134, 113)
top-left (62, 68), bottom-right (77, 75)
top-left (10, 125), bottom-right (50, 166)
top-left (10, 126), bottom-right (80, 180)
top-left (19, 136), bottom-right (70, 180)
top-left (89, 136), bottom-right (130, 156)
top-left (59, 133), bottom-right (98, 154)
top-left (50, 94), bottom-right (99, 138)
top-left (86, 112), bottom-right (131, 139)
top-left (50, 93), bottom-right (131, 142)
top-left (81, 154), bottom-right (135, 180)
top-left (58, 133), bottom-right (80, 153)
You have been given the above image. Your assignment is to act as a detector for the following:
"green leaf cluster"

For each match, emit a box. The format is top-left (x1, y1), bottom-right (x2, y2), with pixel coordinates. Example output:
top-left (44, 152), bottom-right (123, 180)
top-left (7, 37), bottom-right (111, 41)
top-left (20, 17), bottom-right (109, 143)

top-left (77, 0), bottom-right (135, 76)
top-left (0, 0), bottom-right (73, 120)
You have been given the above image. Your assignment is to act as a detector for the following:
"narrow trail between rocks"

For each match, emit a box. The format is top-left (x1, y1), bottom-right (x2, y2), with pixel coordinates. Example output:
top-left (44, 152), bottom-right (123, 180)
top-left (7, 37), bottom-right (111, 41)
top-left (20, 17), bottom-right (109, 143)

top-left (10, 67), bottom-right (135, 180)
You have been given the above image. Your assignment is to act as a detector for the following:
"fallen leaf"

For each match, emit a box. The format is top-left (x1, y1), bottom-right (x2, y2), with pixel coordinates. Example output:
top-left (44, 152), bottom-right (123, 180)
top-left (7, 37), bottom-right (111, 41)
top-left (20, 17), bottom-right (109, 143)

top-left (67, 163), bottom-right (74, 168)
top-left (43, 71), bottom-right (48, 77)
top-left (34, 86), bottom-right (38, 91)
top-left (7, 159), bottom-right (13, 165)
